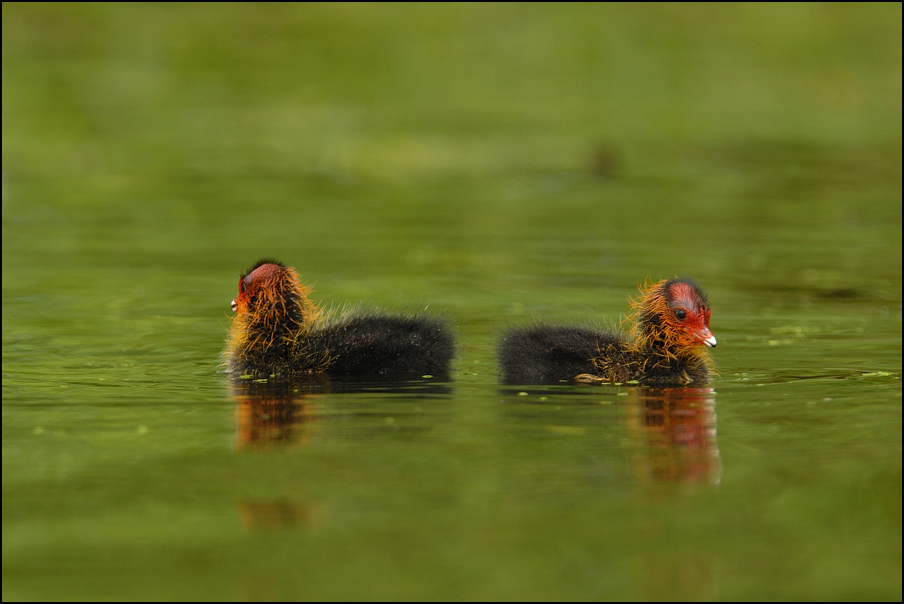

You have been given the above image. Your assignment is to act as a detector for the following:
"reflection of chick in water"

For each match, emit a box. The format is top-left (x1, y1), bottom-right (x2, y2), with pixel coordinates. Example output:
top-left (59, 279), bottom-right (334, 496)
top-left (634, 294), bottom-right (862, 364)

top-left (499, 279), bottom-right (716, 385)
top-left (225, 260), bottom-right (454, 379)
top-left (230, 371), bottom-right (455, 450)
top-left (629, 387), bottom-right (720, 485)
top-left (232, 381), bottom-right (319, 449)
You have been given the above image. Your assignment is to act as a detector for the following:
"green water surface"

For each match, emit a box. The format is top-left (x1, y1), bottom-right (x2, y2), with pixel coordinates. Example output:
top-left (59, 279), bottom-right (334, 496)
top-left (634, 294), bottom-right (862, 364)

top-left (3, 4), bottom-right (901, 600)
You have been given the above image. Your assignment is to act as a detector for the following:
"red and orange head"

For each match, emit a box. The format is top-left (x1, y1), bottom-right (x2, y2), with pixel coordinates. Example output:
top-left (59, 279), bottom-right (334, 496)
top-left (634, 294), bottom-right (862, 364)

top-left (631, 278), bottom-right (716, 350)
top-left (230, 259), bottom-right (320, 329)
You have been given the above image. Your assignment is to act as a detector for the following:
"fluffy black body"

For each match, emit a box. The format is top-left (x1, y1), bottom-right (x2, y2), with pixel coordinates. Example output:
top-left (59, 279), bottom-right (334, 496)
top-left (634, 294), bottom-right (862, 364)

top-left (498, 325), bottom-right (622, 383)
top-left (309, 314), bottom-right (454, 378)
top-left (498, 324), bottom-right (711, 385)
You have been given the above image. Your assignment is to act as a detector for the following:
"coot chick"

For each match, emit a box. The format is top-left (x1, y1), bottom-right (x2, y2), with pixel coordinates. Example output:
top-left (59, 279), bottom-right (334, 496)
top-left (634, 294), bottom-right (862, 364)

top-left (225, 260), bottom-right (454, 379)
top-left (499, 279), bottom-right (716, 385)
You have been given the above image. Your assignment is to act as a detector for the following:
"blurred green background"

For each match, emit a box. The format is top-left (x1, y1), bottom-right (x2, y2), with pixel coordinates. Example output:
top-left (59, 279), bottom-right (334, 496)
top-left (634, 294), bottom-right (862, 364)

top-left (3, 3), bottom-right (901, 600)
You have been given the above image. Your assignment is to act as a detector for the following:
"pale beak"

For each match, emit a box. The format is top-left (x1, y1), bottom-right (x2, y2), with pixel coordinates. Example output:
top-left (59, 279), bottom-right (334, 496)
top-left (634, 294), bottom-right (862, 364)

top-left (693, 327), bottom-right (717, 347)
top-left (231, 298), bottom-right (238, 312)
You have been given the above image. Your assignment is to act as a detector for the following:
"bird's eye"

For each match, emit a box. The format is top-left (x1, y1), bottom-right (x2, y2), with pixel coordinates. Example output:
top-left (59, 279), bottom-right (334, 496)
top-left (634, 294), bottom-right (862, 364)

top-left (239, 280), bottom-right (246, 295)
top-left (675, 309), bottom-right (687, 321)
